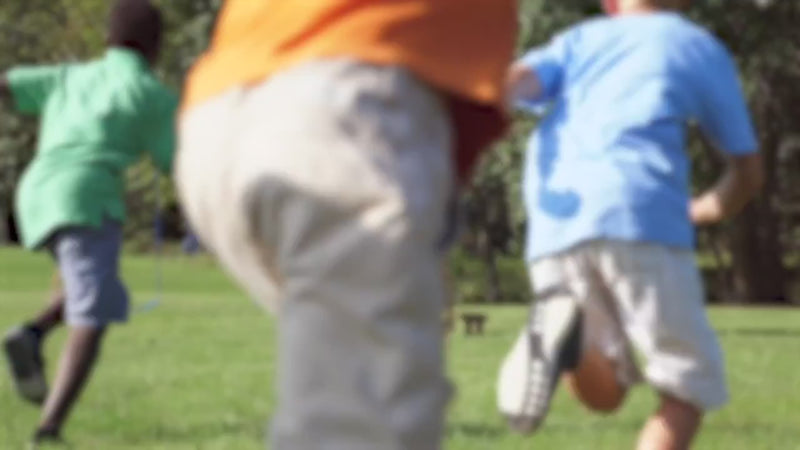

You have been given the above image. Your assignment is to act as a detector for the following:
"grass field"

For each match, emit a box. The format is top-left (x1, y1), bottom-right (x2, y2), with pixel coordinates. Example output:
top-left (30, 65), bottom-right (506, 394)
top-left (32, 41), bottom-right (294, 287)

top-left (1, 248), bottom-right (799, 449)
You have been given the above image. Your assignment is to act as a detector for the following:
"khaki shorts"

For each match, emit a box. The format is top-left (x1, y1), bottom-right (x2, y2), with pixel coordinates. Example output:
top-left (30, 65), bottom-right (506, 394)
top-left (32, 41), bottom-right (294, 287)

top-left (530, 239), bottom-right (728, 411)
top-left (177, 59), bottom-right (454, 449)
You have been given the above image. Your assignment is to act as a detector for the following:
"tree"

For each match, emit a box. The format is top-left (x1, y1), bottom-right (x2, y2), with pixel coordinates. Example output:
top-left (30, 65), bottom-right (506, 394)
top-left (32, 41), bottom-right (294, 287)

top-left (458, 0), bottom-right (799, 304)
top-left (691, 0), bottom-right (800, 302)
top-left (0, 1), bottom-right (797, 302)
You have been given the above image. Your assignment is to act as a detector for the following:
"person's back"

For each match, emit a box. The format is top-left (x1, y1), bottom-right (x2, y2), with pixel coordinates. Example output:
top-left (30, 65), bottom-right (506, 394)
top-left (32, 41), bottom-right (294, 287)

top-left (520, 11), bottom-right (756, 258)
top-left (1, 1), bottom-right (177, 445)
top-left (13, 48), bottom-right (175, 250)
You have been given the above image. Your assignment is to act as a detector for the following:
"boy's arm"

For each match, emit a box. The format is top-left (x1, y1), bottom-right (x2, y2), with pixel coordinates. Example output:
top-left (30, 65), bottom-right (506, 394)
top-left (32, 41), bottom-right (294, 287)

top-left (689, 154), bottom-right (763, 225)
top-left (145, 89), bottom-right (179, 175)
top-left (507, 32), bottom-right (570, 113)
top-left (1, 65), bottom-right (63, 114)
top-left (691, 44), bottom-right (762, 225)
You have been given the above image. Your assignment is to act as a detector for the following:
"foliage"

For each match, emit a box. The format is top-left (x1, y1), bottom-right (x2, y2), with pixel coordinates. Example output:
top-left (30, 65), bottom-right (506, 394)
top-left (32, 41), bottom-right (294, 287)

top-left (0, 0), bottom-right (797, 301)
top-left (460, 0), bottom-right (800, 304)
top-left (0, 0), bottom-right (220, 248)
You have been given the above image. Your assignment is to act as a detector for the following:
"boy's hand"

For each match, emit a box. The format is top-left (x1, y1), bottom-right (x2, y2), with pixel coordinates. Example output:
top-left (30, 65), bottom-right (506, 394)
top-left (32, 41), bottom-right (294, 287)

top-left (689, 196), bottom-right (723, 225)
top-left (689, 153), bottom-right (763, 225)
top-left (505, 63), bottom-right (542, 112)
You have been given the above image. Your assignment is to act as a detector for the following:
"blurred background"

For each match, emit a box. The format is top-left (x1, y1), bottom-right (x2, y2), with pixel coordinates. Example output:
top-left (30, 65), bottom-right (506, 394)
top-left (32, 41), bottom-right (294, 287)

top-left (0, 0), bottom-right (798, 306)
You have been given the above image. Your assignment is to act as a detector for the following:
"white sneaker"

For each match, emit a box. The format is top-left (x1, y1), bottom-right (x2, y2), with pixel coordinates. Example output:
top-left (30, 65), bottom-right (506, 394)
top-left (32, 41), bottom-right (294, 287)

top-left (497, 295), bottom-right (581, 434)
top-left (3, 326), bottom-right (48, 405)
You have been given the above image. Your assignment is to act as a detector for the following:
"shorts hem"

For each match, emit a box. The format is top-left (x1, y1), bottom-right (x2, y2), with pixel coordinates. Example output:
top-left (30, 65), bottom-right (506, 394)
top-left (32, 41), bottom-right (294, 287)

top-left (66, 316), bottom-right (128, 329)
top-left (646, 368), bottom-right (729, 412)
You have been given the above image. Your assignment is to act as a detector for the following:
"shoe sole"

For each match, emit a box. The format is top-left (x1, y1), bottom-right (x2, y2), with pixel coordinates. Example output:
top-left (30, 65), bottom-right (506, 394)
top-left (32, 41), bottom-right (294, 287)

top-left (3, 330), bottom-right (47, 405)
top-left (497, 296), bottom-right (581, 434)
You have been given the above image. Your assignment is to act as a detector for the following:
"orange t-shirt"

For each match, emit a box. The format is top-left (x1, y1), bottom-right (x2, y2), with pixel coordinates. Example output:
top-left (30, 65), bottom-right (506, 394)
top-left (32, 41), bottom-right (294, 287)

top-left (184, 0), bottom-right (518, 179)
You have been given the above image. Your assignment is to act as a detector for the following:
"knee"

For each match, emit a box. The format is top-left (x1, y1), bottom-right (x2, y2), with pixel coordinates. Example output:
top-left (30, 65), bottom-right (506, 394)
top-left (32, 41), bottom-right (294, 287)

top-left (563, 347), bottom-right (629, 414)
top-left (563, 371), bottom-right (627, 414)
top-left (658, 393), bottom-right (702, 420)
top-left (582, 385), bottom-right (626, 414)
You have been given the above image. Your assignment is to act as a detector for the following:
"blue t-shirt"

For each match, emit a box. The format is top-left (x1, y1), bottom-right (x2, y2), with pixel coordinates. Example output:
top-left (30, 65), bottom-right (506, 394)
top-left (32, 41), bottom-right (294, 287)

top-left (519, 12), bottom-right (757, 261)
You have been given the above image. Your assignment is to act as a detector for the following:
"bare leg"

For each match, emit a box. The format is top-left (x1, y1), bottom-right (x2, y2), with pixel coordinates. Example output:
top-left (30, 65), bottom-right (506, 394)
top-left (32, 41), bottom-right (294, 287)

top-left (25, 270), bottom-right (66, 341)
top-left (3, 274), bottom-right (66, 407)
top-left (27, 290), bottom-right (65, 339)
top-left (36, 326), bottom-right (106, 436)
top-left (562, 346), bottom-right (626, 413)
top-left (636, 394), bottom-right (702, 450)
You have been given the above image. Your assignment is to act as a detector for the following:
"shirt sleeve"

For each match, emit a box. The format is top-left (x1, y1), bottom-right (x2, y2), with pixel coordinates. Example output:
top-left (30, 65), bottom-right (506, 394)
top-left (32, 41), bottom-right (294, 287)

top-left (516, 31), bottom-right (570, 113)
top-left (144, 86), bottom-right (179, 175)
top-left (695, 43), bottom-right (758, 156)
top-left (6, 64), bottom-right (65, 115)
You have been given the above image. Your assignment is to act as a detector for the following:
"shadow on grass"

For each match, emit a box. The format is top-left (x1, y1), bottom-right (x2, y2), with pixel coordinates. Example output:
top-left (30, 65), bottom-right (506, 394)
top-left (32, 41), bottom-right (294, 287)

top-left (448, 326), bottom-right (521, 339)
top-left (446, 422), bottom-right (505, 438)
top-left (717, 328), bottom-right (800, 337)
top-left (702, 422), bottom-right (800, 438)
top-left (544, 420), bottom-right (642, 433)
top-left (116, 420), bottom-right (265, 446)
top-left (128, 420), bottom-right (507, 444)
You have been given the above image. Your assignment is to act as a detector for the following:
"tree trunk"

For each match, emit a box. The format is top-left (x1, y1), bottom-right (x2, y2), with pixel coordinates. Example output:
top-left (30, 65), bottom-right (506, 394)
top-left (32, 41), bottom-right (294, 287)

top-left (703, 228), bottom-right (734, 303)
top-left (727, 70), bottom-right (791, 304)
top-left (0, 204), bottom-right (7, 245)
top-left (729, 199), bottom-right (788, 303)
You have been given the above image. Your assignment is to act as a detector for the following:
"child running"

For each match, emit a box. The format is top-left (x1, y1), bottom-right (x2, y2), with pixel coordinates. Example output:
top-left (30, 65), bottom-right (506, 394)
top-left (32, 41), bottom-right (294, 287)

top-left (497, 1), bottom-right (762, 449)
top-left (1, 0), bottom-right (176, 444)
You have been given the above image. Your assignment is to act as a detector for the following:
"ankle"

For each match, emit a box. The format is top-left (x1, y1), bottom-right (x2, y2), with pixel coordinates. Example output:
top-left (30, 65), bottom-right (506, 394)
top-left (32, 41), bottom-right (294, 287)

top-left (24, 323), bottom-right (46, 342)
top-left (33, 426), bottom-right (61, 442)
top-left (637, 395), bottom-right (702, 450)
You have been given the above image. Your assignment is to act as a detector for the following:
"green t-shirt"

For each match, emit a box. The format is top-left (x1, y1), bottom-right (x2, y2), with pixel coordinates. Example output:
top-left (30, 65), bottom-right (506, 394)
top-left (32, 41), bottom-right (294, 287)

top-left (8, 48), bottom-right (177, 249)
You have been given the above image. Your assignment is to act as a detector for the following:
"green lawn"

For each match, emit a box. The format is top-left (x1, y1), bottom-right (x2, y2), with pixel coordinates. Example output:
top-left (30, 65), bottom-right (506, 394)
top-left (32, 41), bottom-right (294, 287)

top-left (1, 248), bottom-right (799, 449)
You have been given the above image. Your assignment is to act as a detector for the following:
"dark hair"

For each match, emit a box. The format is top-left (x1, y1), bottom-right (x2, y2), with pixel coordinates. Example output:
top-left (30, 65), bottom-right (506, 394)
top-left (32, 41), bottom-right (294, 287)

top-left (108, 0), bottom-right (163, 62)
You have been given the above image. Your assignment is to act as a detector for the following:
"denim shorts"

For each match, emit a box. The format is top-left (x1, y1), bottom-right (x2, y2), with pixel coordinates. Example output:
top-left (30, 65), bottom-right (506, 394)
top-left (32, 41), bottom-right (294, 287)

top-left (47, 220), bottom-right (129, 327)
